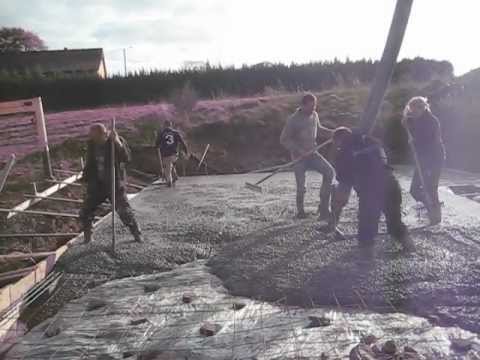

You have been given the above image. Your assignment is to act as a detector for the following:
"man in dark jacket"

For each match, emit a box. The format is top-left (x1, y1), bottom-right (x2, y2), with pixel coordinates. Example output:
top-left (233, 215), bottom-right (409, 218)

top-left (402, 96), bottom-right (445, 225)
top-left (155, 120), bottom-right (188, 187)
top-left (80, 123), bottom-right (143, 243)
top-left (326, 127), bottom-right (415, 256)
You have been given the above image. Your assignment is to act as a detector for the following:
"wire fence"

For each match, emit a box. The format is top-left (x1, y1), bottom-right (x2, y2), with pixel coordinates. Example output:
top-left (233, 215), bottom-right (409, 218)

top-left (0, 267), bottom-right (463, 360)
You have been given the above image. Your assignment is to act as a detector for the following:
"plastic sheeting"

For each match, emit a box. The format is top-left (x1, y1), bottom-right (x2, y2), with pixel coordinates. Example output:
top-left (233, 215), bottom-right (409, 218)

top-left (7, 261), bottom-right (480, 359)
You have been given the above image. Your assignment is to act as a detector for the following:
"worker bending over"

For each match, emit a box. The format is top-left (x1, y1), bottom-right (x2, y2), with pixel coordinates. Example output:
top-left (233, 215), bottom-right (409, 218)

top-left (327, 127), bottom-right (415, 257)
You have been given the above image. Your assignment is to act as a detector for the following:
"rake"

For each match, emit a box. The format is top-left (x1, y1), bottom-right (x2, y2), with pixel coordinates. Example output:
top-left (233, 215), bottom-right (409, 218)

top-left (245, 139), bottom-right (332, 193)
top-left (405, 123), bottom-right (438, 223)
top-left (197, 144), bottom-right (210, 170)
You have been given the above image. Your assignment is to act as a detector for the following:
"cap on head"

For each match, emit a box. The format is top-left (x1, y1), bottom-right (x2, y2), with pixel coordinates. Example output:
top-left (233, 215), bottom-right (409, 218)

top-left (333, 126), bottom-right (353, 140)
top-left (301, 93), bottom-right (317, 105)
top-left (407, 96), bottom-right (429, 109)
top-left (89, 123), bottom-right (108, 143)
top-left (90, 123), bottom-right (107, 133)
top-left (406, 96), bottom-right (430, 115)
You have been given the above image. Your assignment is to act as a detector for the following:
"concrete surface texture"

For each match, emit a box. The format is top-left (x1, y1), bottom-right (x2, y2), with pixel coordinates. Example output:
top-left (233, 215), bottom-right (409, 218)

top-left (7, 262), bottom-right (480, 359)
top-left (210, 169), bottom-right (480, 333)
top-left (20, 167), bottom-right (480, 350)
top-left (32, 171), bottom-right (303, 325)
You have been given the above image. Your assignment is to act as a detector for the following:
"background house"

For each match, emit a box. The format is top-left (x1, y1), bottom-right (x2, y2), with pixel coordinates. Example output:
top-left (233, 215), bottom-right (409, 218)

top-left (0, 48), bottom-right (107, 78)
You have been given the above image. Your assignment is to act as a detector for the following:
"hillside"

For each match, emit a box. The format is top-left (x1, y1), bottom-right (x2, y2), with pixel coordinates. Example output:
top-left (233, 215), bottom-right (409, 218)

top-left (1, 77), bottom-right (475, 176)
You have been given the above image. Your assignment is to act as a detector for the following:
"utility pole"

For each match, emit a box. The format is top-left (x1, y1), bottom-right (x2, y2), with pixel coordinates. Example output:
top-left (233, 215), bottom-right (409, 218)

top-left (123, 48), bottom-right (127, 77)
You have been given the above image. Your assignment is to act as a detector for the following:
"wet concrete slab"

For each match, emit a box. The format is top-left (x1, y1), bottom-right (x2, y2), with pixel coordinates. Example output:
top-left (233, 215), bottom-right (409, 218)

top-left (209, 168), bottom-right (480, 333)
top-left (47, 167), bottom-right (480, 336)
top-left (8, 262), bottom-right (480, 359)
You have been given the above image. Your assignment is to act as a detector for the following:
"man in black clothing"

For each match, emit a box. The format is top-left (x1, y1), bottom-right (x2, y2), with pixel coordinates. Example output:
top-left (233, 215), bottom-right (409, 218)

top-left (80, 123), bottom-right (143, 243)
top-left (402, 96), bottom-right (445, 224)
top-left (155, 120), bottom-right (189, 187)
top-left (326, 127), bottom-right (415, 255)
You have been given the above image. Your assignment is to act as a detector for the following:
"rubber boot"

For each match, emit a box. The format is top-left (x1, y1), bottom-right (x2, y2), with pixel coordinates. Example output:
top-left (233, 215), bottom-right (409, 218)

top-left (132, 229), bottom-right (144, 243)
top-left (318, 210), bottom-right (345, 240)
top-left (296, 192), bottom-right (307, 219)
top-left (129, 221), bottom-right (144, 243)
top-left (428, 204), bottom-right (442, 226)
top-left (396, 233), bottom-right (416, 253)
top-left (318, 184), bottom-right (333, 221)
top-left (132, 227), bottom-right (144, 243)
top-left (84, 227), bottom-right (93, 244)
top-left (318, 205), bottom-right (331, 222)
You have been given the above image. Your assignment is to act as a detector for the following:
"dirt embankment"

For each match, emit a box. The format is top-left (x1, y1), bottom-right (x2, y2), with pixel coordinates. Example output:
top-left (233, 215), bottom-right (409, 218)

top-left (0, 89), bottom-right (366, 265)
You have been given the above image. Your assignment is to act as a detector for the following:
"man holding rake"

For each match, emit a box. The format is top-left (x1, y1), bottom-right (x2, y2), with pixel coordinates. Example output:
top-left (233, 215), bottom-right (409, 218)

top-left (280, 93), bottom-right (336, 220)
top-left (402, 96), bottom-right (445, 225)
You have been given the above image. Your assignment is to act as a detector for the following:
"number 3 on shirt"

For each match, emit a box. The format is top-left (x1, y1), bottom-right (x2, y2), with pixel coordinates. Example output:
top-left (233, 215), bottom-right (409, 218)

top-left (164, 134), bottom-right (174, 145)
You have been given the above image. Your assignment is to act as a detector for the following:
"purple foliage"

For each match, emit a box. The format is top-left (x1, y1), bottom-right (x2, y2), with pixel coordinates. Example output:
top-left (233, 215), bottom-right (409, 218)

top-left (0, 27), bottom-right (47, 52)
top-left (0, 96), bottom-right (276, 163)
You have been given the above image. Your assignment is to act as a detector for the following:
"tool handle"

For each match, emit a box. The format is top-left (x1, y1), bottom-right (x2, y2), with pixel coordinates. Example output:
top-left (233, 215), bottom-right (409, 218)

top-left (111, 117), bottom-right (116, 253)
top-left (197, 144), bottom-right (210, 170)
top-left (254, 139), bottom-right (333, 186)
top-left (405, 126), bottom-right (434, 209)
top-left (293, 139), bottom-right (332, 162)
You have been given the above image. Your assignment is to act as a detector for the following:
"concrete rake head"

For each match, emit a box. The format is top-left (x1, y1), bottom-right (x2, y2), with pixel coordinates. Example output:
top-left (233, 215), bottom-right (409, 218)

top-left (245, 182), bottom-right (263, 193)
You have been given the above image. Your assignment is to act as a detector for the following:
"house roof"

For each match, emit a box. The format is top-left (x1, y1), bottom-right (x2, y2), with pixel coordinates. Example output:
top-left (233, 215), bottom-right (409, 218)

top-left (0, 48), bottom-right (105, 74)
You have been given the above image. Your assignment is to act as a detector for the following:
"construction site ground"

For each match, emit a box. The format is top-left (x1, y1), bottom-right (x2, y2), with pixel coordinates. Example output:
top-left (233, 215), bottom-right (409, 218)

top-left (15, 166), bottom-right (479, 337)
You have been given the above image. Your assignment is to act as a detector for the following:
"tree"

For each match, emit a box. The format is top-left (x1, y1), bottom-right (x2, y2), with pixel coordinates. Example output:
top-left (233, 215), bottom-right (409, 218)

top-left (0, 27), bottom-right (47, 52)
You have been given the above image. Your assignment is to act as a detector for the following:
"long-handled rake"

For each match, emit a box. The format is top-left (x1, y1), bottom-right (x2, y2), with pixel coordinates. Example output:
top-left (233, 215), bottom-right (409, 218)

top-left (405, 124), bottom-right (437, 223)
top-left (197, 144), bottom-right (210, 171)
top-left (245, 160), bottom-right (297, 193)
top-left (110, 117), bottom-right (116, 254)
top-left (245, 139), bottom-right (332, 193)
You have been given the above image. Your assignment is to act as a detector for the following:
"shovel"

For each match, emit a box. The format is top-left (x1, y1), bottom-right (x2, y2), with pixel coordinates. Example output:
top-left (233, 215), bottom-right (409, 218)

top-left (245, 139), bottom-right (332, 193)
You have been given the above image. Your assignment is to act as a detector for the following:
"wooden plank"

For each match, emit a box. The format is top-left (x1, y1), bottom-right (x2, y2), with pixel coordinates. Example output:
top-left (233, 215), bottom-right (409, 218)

top-left (53, 169), bottom-right (81, 175)
top-left (0, 98), bottom-right (36, 116)
top-left (126, 182), bottom-right (144, 190)
top-left (55, 169), bottom-right (144, 189)
top-left (0, 252), bottom-right (55, 261)
top-left (0, 267), bottom-right (37, 282)
top-left (0, 189), bottom-right (141, 344)
top-left (1, 208), bottom-right (80, 218)
top-left (46, 179), bottom-right (82, 187)
top-left (0, 233), bottom-right (79, 239)
top-left (461, 193), bottom-right (480, 197)
top-left (0, 154), bottom-right (16, 193)
top-left (129, 168), bottom-right (156, 178)
top-left (32, 97), bottom-right (54, 178)
top-left (23, 194), bottom-right (83, 204)
top-left (7, 171), bottom-right (83, 219)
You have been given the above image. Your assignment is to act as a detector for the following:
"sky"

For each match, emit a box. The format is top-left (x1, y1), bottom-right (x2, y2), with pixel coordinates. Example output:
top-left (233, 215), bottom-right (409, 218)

top-left (1, 0), bottom-right (479, 76)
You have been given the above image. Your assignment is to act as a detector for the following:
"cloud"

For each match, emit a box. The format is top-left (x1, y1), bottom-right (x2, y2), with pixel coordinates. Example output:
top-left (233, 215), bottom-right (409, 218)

top-left (93, 18), bottom-right (212, 46)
